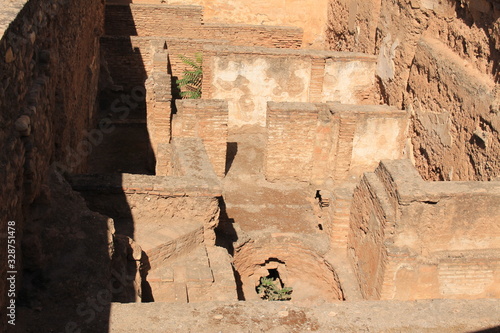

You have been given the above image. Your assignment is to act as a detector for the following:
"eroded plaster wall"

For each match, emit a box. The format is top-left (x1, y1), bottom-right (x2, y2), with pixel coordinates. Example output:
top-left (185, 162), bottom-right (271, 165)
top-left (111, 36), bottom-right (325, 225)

top-left (203, 45), bottom-right (378, 128)
top-left (0, 0), bottom-right (104, 329)
top-left (407, 37), bottom-right (498, 181)
top-left (326, 0), bottom-right (500, 181)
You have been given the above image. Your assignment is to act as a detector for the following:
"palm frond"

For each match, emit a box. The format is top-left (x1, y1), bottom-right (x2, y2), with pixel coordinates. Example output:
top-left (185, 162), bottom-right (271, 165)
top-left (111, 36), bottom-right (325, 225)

top-left (176, 53), bottom-right (203, 99)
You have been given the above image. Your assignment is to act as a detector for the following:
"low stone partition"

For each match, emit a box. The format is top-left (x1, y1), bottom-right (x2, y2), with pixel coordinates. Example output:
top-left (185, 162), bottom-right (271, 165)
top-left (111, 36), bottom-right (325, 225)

top-left (348, 159), bottom-right (500, 300)
top-left (172, 100), bottom-right (229, 177)
top-left (70, 171), bottom-right (220, 268)
top-left (202, 45), bottom-right (378, 127)
top-left (264, 102), bottom-right (407, 183)
top-left (69, 171), bottom-right (220, 198)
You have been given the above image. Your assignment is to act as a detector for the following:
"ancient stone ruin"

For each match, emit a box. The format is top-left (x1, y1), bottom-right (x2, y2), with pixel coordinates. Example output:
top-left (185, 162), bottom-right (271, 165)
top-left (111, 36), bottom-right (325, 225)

top-left (1, 0), bottom-right (499, 331)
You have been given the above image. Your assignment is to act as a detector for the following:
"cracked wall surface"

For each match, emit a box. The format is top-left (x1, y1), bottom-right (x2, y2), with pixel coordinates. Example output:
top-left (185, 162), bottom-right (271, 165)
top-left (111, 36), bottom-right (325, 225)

top-left (326, 0), bottom-right (500, 181)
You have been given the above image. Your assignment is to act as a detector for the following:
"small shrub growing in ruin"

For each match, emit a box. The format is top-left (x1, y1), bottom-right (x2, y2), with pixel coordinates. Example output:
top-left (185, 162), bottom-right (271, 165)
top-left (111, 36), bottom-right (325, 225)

top-left (257, 276), bottom-right (293, 301)
top-left (176, 53), bottom-right (203, 99)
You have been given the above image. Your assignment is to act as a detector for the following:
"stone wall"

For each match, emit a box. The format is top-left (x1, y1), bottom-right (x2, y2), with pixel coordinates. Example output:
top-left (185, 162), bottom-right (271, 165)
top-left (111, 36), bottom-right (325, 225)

top-left (407, 37), bottom-right (498, 181)
top-left (203, 45), bottom-right (378, 128)
top-left (0, 0), bottom-right (104, 329)
top-left (112, 0), bottom-right (328, 48)
top-left (172, 100), bottom-right (229, 177)
top-left (70, 136), bottom-right (222, 255)
top-left (348, 159), bottom-right (500, 300)
top-left (264, 102), bottom-right (407, 183)
top-left (326, 0), bottom-right (500, 181)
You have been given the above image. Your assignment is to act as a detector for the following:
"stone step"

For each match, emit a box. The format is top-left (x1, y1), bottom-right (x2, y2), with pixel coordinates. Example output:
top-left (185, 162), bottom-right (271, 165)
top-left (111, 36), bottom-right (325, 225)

top-left (144, 245), bottom-right (237, 303)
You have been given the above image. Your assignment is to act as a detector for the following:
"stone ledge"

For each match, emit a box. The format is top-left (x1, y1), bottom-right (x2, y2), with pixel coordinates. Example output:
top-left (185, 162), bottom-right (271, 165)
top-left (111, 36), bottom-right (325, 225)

top-left (202, 22), bottom-right (303, 32)
top-left (109, 299), bottom-right (500, 332)
top-left (107, 3), bottom-right (204, 11)
top-left (203, 44), bottom-right (378, 61)
top-left (69, 173), bottom-right (221, 197)
top-left (378, 159), bottom-right (500, 203)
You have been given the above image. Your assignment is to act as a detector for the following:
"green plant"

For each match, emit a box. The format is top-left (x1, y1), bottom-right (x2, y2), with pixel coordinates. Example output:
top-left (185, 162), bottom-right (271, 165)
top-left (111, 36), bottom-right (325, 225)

top-left (176, 53), bottom-right (203, 99)
top-left (256, 277), bottom-right (293, 301)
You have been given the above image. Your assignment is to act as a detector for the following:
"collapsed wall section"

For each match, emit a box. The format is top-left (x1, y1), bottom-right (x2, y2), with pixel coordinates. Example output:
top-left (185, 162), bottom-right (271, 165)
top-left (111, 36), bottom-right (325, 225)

top-left (348, 159), bottom-right (500, 300)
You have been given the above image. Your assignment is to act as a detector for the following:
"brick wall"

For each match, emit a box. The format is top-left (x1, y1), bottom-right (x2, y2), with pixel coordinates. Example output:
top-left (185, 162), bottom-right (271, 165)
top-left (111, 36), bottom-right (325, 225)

top-left (172, 100), bottom-right (228, 177)
top-left (105, 4), bottom-right (203, 37)
top-left (101, 36), bottom-right (224, 100)
top-left (101, 36), bottom-right (153, 89)
top-left (0, 0), bottom-right (104, 329)
top-left (348, 159), bottom-right (500, 300)
top-left (199, 23), bottom-right (302, 49)
top-left (264, 102), bottom-right (407, 183)
top-left (265, 103), bottom-right (320, 182)
top-left (347, 171), bottom-right (395, 300)
top-left (161, 38), bottom-right (228, 100)
top-left (105, 4), bottom-right (302, 49)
